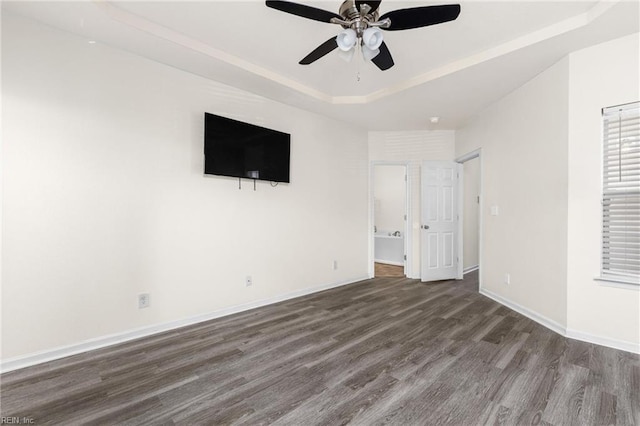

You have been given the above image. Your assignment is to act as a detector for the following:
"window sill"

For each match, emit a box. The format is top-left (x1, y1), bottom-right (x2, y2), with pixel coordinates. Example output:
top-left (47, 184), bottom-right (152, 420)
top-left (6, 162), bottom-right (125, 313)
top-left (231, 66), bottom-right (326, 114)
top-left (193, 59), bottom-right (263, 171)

top-left (594, 276), bottom-right (640, 290)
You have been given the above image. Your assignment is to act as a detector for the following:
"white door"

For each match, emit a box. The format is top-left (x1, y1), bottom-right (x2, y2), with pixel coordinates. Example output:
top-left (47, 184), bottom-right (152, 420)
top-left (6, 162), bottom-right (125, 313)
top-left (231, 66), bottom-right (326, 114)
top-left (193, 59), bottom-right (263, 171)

top-left (421, 161), bottom-right (463, 282)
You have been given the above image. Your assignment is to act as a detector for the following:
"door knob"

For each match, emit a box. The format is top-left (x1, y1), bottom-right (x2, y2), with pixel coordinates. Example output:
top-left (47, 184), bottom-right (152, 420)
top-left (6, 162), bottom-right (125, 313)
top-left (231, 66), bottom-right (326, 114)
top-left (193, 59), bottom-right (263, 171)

top-left (422, 225), bottom-right (430, 230)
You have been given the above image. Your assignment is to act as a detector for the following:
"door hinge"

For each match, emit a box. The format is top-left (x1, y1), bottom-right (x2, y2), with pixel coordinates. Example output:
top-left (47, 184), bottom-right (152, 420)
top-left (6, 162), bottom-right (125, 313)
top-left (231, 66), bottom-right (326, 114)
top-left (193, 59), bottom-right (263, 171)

top-left (404, 214), bottom-right (407, 221)
top-left (404, 254), bottom-right (407, 260)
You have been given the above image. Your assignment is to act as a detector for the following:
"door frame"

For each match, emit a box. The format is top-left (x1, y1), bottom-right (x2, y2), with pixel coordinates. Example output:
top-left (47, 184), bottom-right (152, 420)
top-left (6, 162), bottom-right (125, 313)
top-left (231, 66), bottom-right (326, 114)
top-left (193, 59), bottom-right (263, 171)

top-left (369, 161), bottom-right (412, 279)
top-left (455, 148), bottom-right (483, 291)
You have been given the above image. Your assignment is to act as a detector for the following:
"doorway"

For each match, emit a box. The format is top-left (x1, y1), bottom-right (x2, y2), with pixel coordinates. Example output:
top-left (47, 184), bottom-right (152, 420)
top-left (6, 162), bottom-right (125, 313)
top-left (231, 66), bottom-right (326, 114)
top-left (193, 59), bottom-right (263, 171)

top-left (456, 149), bottom-right (482, 289)
top-left (371, 162), bottom-right (410, 278)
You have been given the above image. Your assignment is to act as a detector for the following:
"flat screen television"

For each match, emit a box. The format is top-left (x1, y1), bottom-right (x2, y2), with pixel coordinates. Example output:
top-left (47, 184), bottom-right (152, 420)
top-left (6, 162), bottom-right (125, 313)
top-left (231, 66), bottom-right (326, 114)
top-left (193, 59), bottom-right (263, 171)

top-left (204, 113), bottom-right (290, 183)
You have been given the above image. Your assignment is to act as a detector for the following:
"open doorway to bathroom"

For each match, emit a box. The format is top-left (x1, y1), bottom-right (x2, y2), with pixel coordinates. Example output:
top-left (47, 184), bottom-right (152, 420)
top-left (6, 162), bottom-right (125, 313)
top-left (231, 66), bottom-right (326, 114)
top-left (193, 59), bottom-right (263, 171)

top-left (372, 163), bottom-right (409, 278)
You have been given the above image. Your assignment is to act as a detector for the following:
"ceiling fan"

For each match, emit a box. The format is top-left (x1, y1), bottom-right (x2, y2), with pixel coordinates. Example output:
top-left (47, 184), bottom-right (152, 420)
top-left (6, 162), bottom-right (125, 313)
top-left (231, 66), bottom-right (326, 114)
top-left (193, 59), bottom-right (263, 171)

top-left (265, 0), bottom-right (461, 71)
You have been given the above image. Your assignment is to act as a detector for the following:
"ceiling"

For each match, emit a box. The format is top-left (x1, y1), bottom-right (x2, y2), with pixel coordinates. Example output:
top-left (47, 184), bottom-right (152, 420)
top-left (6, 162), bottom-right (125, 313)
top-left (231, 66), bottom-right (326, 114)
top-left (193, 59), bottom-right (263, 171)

top-left (3, 0), bottom-right (639, 130)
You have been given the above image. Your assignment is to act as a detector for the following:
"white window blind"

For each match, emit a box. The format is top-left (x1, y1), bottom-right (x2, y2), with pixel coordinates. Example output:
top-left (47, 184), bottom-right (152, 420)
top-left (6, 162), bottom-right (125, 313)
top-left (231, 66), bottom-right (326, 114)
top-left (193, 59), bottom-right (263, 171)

top-left (601, 101), bottom-right (640, 284)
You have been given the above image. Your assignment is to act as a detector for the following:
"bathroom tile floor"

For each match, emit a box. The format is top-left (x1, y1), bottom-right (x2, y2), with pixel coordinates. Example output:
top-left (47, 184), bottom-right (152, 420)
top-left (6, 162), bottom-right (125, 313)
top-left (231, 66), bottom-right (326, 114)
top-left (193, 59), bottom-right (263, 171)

top-left (375, 262), bottom-right (405, 277)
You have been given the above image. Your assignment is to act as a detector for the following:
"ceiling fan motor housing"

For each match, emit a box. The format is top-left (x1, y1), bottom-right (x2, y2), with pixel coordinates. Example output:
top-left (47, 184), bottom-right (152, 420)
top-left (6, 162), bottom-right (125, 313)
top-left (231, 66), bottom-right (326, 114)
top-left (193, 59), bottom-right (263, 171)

top-left (338, 0), bottom-right (379, 35)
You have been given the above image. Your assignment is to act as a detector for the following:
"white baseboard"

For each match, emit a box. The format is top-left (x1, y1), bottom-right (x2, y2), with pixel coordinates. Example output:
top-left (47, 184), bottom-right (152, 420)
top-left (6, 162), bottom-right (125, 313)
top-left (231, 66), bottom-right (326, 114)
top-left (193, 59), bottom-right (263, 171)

top-left (463, 265), bottom-right (479, 274)
top-left (374, 259), bottom-right (404, 267)
top-left (480, 288), bottom-right (566, 336)
top-left (480, 288), bottom-right (639, 355)
top-left (1, 275), bottom-right (370, 373)
top-left (565, 328), bottom-right (640, 354)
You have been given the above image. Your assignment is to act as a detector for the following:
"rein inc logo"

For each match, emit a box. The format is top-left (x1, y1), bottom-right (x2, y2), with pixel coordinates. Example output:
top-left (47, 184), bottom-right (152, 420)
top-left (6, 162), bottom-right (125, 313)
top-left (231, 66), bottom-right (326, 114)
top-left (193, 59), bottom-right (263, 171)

top-left (1, 418), bottom-right (35, 424)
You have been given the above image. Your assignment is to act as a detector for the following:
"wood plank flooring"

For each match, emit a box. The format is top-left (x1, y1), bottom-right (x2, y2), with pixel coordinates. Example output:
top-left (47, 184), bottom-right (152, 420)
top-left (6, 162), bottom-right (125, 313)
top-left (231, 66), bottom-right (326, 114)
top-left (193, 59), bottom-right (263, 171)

top-left (1, 271), bottom-right (639, 425)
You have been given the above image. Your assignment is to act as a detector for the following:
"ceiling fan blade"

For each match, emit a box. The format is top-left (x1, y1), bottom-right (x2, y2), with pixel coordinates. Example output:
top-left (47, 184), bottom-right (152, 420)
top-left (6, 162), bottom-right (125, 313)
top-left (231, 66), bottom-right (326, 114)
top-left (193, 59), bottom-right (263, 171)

top-left (266, 1), bottom-right (342, 23)
top-left (380, 4), bottom-right (461, 31)
top-left (371, 41), bottom-right (394, 70)
top-left (299, 37), bottom-right (339, 65)
top-left (356, 1), bottom-right (382, 14)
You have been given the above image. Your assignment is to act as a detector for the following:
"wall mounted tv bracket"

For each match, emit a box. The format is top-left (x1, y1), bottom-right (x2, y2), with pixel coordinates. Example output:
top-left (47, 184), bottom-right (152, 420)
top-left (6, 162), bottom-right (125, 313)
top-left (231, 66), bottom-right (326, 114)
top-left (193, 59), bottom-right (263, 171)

top-left (239, 170), bottom-right (260, 191)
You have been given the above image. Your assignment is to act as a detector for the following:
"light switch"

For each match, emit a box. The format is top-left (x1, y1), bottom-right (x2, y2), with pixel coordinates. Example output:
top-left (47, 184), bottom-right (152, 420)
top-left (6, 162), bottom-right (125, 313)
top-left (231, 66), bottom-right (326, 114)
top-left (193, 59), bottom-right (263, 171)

top-left (491, 205), bottom-right (500, 216)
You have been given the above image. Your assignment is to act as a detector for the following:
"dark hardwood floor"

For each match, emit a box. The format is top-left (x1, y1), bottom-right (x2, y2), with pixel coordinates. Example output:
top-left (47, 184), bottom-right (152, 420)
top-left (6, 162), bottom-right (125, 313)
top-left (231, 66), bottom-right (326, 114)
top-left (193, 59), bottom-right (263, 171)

top-left (1, 271), bottom-right (638, 425)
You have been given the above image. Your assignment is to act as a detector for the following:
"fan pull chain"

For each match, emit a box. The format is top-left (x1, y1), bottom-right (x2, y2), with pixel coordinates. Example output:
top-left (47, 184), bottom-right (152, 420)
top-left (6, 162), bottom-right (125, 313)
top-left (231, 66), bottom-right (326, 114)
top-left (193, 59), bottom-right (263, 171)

top-left (356, 43), bottom-right (362, 82)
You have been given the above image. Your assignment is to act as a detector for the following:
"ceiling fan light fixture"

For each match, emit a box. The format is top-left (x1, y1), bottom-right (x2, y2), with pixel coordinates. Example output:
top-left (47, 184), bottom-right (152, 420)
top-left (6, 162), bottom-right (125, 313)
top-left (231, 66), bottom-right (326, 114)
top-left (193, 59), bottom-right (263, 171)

top-left (336, 28), bottom-right (357, 51)
top-left (362, 27), bottom-right (383, 50)
top-left (337, 47), bottom-right (356, 62)
top-left (362, 45), bottom-right (380, 61)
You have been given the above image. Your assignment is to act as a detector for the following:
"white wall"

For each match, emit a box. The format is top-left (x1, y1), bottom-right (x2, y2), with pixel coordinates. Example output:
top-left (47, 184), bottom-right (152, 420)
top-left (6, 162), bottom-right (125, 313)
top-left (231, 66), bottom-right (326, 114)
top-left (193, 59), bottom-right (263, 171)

top-left (369, 131), bottom-right (455, 278)
top-left (456, 33), bottom-right (640, 352)
top-left (1, 14), bottom-right (369, 361)
top-left (462, 157), bottom-right (480, 270)
top-left (566, 34), bottom-right (640, 347)
top-left (456, 58), bottom-right (570, 327)
top-left (373, 165), bottom-right (405, 233)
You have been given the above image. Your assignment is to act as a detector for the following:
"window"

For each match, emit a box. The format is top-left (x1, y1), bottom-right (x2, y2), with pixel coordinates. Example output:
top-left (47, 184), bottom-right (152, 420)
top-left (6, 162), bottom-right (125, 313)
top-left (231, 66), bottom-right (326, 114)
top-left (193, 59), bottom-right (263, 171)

top-left (601, 101), bottom-right (640, 285)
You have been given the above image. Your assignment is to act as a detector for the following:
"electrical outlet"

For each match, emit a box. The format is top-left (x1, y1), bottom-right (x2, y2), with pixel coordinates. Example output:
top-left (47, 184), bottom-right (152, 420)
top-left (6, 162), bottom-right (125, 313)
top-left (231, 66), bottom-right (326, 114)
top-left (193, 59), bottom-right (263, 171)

top-left (138, 293), bottom-right (150, 309)
top-left (504, 273), bottom-right (511, 285)
top-left (246, 276), bottom-right (252, 287)
top-left (332, 260), bottom-right (338, 270)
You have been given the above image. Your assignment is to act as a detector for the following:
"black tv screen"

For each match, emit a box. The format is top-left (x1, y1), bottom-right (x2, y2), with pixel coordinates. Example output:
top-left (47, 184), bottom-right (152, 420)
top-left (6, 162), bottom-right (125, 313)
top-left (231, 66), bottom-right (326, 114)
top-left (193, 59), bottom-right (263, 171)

top-left (204, 113), bottom-right (290, 183)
